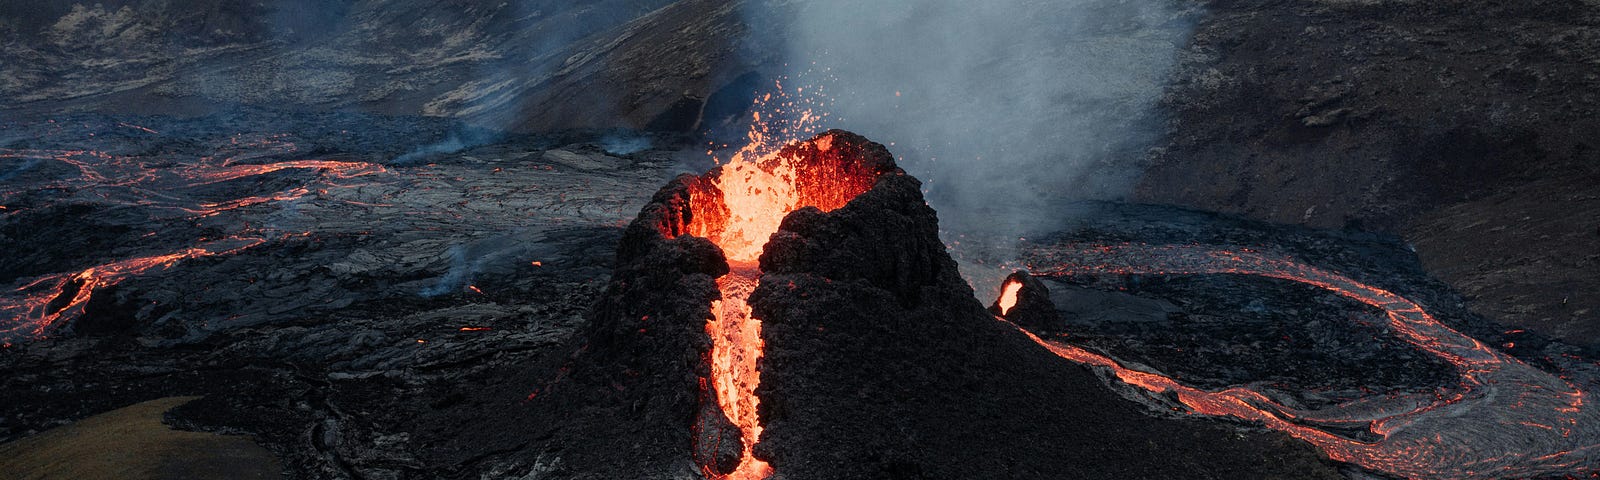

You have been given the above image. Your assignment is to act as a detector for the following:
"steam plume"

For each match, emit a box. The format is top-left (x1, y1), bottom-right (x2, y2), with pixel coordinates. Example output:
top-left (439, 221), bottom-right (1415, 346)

top-left (745, 0), bottom-right (1199, 295)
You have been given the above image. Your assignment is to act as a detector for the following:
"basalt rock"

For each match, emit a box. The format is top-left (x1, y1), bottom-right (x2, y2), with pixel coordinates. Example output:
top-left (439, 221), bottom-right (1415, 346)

top-left (470, 129), bottom-right (1338, 478)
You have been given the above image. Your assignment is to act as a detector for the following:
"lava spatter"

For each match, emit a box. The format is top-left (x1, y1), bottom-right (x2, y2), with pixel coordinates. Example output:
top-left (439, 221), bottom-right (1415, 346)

top-left (1014, 243), bottom-right (1600, 479)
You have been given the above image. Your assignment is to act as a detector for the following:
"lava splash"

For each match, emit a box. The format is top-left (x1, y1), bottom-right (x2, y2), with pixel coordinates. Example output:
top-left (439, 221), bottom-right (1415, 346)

top-left (1014, 243), bottom-right (1600, 479)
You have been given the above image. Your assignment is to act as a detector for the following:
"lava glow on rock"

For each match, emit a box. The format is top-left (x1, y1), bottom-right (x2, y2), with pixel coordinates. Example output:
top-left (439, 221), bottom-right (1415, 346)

top-left (663, 112), bottom-right (892, 477)
top-left (997, 279), bottom-right (1023, 316)
top-left (1016, 243), bottom-right (1600, 479)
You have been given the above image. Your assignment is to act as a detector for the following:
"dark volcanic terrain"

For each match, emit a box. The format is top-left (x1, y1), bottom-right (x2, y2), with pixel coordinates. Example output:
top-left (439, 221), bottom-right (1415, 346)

top-left (1, 119), bottom-right (1349, 478)
top-left (4, 115), bottom-right (1595, 478)
top-left (1139, 0), bottom-right (1600, 347)
top-left (4, 0), bottom-right (1600, 479)
top-left (6, 0), bottom-right (1589, 351)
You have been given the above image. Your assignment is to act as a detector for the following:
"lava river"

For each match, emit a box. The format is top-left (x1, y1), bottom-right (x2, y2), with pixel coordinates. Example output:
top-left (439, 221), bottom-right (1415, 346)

top-left (1014, 243), bottom-right (1599, 479)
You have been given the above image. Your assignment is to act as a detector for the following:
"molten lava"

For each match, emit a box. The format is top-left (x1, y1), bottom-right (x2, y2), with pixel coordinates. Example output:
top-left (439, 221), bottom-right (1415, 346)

top-left (1, 237), bottom-right (268, 343)
top-left (706, 267), bottom-right (770, 479)
top-left (660, 114), bottom-right (895, 477)
top-left (1013, 243), bottom-right (1600, 479)
top-left (695, 132), bottom-right (880, 478)
top-left (997, 279), bottom-right (1022, 316)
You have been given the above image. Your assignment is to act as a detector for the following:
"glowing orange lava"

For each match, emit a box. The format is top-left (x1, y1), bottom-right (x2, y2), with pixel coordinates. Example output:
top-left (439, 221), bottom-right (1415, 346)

top-left (997, 279), bottom-right (1022, 315)
top-left (667, 86), bottom-right (885, 479)
top-left (706, 266), bottom-right (771, 479)
top-left (1, 237), bottom-right (268, 342)
top-left (1015, 243), bottom-right (1600, 479)
top-left (693, 138), bottom-right (843, 478)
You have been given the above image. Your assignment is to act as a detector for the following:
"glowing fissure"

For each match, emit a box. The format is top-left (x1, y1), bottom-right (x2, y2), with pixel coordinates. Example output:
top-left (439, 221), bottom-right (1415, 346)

top-left (1016, 243), bottom-right (1599, 479)
top-left (692, 145), bottom-right (816, 479)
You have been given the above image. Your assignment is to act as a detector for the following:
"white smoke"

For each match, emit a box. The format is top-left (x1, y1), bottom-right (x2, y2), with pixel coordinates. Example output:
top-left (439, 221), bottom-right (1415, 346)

top-left (749, 0), bottom-right (1199, 296)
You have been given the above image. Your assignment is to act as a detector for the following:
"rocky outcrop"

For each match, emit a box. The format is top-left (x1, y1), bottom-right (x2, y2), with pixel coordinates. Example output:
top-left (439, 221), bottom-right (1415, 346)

top-left (989, 270), bottom-right (1067, 334)
top-left (424, 173), bottom-right (731, 478)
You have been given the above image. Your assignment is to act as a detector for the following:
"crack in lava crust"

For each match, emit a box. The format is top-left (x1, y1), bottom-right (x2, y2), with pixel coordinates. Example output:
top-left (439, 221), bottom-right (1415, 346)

top-left (1019, 243), bottom-right (1600, 479)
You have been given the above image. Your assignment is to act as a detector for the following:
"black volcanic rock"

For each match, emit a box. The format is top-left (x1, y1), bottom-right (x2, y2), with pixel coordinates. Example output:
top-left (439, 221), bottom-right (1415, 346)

top-left (418, 173), bottom-right (730, 479)
top-left (0, 0), bottom-right (769, 135)
top-left (749, 166), bottom-right (1338, 479)
top-left (988, 270), bottom-right (1067, 334)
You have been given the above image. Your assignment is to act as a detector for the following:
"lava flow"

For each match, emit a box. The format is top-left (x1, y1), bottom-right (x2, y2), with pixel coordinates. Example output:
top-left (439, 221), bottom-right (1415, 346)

top-left (1, 237), bottom-right (268, 344)
top-left (661, 96), bottom-right (891, 477)
top-left (0, 134), bottom-right (385, 220)
top-left (1013, 243), bottom-right (1599, 479)
top-left (705, 267), bottom-right (770, 479)
top-left (691, 134), bottom-right (879, 477)
top-left (1, 130), bottom-right (391, 344)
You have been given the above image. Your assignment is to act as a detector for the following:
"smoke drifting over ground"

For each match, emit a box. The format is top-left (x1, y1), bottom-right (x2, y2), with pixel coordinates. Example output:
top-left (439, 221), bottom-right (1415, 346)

top-left (748, 0), bottom-right (1198, 294)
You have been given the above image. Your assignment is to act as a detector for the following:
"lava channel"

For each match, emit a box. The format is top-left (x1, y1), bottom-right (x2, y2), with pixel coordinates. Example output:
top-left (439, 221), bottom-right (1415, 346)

top-left (1010, 243), bottom-right (1600, 479)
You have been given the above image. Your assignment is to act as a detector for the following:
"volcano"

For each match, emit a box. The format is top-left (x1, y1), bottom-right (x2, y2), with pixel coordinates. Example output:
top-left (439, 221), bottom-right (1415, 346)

top-left (4, 111), bottom-right (1596, 478)
top-left (423, 130), bottom-right (1334, 479)
top-left (5, 1), bottom-right (1600, 478)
